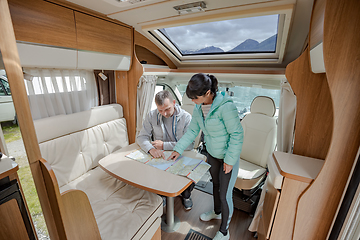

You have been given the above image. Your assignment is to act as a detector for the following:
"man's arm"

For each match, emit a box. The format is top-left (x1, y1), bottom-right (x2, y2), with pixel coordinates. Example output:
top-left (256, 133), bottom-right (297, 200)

top-left (136, 113), bottom-right (155, 153)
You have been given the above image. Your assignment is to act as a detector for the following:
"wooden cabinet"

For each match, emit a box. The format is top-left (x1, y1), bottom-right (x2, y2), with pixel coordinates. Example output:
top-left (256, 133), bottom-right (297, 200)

top-left (9, 0), bottom-right (77, 49)
top-left (8, 0), bottom-right (132, 56)
top-left (75, 12), bottom-right (132, 56)
top-left (259, 152), bottom-right (324, 240)
top-left (0, 157), bottom-right (36, 240)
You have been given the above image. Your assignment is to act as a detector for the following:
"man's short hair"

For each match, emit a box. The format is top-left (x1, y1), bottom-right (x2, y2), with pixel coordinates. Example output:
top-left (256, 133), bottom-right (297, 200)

top-left (155, 90), bottom-right (174, 106)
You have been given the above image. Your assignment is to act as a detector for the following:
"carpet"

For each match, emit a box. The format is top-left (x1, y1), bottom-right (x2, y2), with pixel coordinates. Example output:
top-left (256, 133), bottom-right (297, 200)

top-left (194, 170), bottom-right (213, 195)
top-left (184, 229), bottom-right (212, 240)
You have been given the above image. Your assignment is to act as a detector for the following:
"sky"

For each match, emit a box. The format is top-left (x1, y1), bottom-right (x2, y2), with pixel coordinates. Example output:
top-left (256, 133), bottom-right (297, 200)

top-left (161, 14), bottom-right (279, 52)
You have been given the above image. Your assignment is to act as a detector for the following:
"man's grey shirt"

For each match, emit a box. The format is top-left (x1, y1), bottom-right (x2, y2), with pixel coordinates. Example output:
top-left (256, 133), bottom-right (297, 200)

top-left (136, 104), bottom-right (194, 153)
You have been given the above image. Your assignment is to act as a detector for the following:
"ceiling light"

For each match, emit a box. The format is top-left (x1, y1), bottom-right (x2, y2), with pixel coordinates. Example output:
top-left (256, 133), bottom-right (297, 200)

top-left (173, 1), bottom-right (206, 15)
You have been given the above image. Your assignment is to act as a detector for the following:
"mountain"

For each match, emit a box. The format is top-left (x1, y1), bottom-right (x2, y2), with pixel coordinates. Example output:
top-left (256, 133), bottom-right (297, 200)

top-left (228, 39), bottom-right (260, 52)
top-left (255, 34), bottom-right (277, 51)
top-left (228, 34), bottom-right (277, 52)
top-left (182, 46), bottom-right (224, 55)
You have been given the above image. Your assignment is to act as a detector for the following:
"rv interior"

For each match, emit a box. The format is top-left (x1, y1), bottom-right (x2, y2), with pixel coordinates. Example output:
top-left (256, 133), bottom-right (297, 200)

top-left (0, 0), bottom-right (360, 239)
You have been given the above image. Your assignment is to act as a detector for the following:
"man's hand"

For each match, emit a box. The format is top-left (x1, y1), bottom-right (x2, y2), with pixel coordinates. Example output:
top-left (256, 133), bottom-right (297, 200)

top-left (149, 148), bottom-right (165, 159)
top-left (167, 151), bottom-right (180, 161)
top-left (223, 163), bottom-right (233, 174)
top-left (151, 140), bottom-right (164, 150)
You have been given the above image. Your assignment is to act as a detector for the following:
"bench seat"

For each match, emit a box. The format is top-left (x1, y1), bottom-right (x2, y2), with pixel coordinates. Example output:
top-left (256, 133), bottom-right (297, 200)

top-left (34, 104), bottom-right (162, 240)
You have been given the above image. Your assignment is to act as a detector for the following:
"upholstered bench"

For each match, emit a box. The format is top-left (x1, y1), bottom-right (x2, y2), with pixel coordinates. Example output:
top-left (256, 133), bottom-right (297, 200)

top-left (34, 104), bottom-right (163, 240)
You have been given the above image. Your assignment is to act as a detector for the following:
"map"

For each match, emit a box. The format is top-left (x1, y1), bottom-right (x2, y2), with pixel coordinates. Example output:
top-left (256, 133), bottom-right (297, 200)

top-left (126, 149), bottom-right (210, 183)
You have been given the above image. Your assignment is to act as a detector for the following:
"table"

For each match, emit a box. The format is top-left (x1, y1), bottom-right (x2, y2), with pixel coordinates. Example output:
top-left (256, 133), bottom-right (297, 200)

top-left (99, 143), bottom-right (206, 232)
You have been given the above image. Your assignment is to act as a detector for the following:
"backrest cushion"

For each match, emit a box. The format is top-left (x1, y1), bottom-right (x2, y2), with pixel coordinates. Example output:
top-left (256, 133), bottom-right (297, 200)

top-left (34, 104), bottom-right (129, 187)
top-left (241, 97), bottom-right (277, 167)
top-left (250, 96), bottom-right (276, 117)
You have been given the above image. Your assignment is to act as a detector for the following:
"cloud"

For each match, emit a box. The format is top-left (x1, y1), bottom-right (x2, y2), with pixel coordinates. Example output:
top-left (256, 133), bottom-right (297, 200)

top-left (163, 15), bottom-right (278, 51)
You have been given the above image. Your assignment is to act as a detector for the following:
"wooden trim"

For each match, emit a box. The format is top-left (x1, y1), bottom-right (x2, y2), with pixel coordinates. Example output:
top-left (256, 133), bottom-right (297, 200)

top-left (262, 181), bottom-right (280, 239)
top-left (144, 67), bottom-right (285, 75)
top-left (285, 48), bottom-right (333, 160)
top-left (61, 190), bottom-right (101, 240)
top-left (270, 178), bottom-right (309, 240)
top-left (135, 31), bottom-right (177, 69)
top-left (150, 225), bottom-right (161, 240)
top-left (309, 0), bottom-right (325, 49)
top-left (293, 0), bottom-right (360, 239)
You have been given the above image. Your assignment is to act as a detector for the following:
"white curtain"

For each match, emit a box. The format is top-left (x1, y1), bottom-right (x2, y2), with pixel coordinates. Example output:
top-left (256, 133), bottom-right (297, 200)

top-left (277, 80), bottom-right (297, 153)
top-left (24, 68), bottom-right (98, 120)
top-left (136, 75), bottom-right (157, 137)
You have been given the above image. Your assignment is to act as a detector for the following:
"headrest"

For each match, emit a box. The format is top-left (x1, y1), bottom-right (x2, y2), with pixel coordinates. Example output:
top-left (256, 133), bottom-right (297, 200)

top-left (250, 96), bottom-right (276, 117)
top-left (34, 104), bottom-right (124, 143)
top-left (182, 92), bottom-right (194, 106)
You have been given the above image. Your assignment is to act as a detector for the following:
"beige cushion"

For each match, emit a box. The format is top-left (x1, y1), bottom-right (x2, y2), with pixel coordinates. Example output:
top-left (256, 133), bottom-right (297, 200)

top-left (60, 167), bottom-right (162, 240)
top-left (39, 118), bottom-right (128, 187)
top-left (235, 158), bottom-right (267, 190)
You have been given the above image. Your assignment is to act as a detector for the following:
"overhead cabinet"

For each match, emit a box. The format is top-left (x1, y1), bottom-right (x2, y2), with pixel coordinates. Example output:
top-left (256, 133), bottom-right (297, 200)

top-left (8, 0), bottom-right (132, 70)
top-left (75, 12), bottom-right (132, 56)
top-left (9, 0), bottom-right (77, 49)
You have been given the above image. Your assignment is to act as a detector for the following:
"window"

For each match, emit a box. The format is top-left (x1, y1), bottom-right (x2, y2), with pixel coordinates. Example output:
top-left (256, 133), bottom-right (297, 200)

top-left (147, 7), bottom-right (293, 64)
top-left (158, 15), bottom-right (278, 56)
top-left (177, 84), bottom-right (280, 119)
top-left (150, 84), bottom-right (181, 111)
top-left (0, 79), bottom-right (11, 95)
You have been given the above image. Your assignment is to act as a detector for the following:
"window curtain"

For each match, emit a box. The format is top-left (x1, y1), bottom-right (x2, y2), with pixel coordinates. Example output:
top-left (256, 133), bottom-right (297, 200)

top-left (277, 80), bottom-right (296, 153)
top-left (24, 68), bottom-right (98, 120)
top-left (136, 75), bottom-right (157, 137)
top-left (94, 70), bottom-right (116, 106)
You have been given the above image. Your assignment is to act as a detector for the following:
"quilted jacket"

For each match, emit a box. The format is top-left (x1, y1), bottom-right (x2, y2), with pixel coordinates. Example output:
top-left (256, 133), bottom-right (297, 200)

top-left (174, 92), bottom-right (244, 166)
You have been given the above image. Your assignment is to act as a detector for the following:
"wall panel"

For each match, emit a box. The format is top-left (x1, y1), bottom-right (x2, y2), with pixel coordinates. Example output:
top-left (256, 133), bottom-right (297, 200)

top-left (286, 48), bottom-right (333, 160)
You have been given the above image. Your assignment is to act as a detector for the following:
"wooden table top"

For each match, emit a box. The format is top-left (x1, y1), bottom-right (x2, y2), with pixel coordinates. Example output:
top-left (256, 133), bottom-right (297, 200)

top-left (99, 143), bottom-right (206, 197)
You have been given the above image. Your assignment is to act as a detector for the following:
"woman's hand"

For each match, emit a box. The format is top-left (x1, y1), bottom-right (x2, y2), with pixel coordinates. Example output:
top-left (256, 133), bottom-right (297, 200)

top-left (223, 163), bottom-right (233, 174)
top-left (167, 151), bottom-right (180, 161)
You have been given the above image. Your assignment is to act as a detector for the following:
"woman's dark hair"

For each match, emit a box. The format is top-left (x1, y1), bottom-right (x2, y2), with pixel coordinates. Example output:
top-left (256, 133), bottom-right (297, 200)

top-left (186, 73), bottom-right (218, 99)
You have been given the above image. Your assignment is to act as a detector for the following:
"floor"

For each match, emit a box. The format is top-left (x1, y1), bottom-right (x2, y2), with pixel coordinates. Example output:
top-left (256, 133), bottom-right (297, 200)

top-left (161, 189), bottom-right (257, 240)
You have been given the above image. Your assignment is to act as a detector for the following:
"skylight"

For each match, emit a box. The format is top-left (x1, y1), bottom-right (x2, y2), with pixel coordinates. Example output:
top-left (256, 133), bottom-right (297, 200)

top-left (158, 15), bottom-right (279, 56)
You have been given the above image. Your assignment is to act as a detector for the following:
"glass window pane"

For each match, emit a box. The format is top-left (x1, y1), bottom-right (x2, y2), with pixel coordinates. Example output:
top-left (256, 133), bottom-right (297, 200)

top-left (159, 14), bottom-right (279, 55)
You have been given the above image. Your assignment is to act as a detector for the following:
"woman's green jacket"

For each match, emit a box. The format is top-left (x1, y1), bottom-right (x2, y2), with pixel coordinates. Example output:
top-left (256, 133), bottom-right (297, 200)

top-left (174, 92), bottom-right (244, 166)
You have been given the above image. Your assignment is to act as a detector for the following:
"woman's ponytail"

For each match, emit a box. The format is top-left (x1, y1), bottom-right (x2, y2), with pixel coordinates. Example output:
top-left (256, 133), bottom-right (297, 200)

top-left (208, 74), bottom-right (218, 95)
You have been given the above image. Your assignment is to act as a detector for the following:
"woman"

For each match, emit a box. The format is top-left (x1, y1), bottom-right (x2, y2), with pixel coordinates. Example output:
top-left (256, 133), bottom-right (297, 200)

top-left (168, 73), bottom-right (244, 240)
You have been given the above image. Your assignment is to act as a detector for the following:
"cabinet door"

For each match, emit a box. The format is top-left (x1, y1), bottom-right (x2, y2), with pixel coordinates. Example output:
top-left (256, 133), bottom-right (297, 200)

top-left (9, 0), bottom-right (77, 49)
top-left (75, 12), bottom-right (132, 56)
top-left (262, 181), bottom-right (280, 239)
top-left (0, 199), bottom-right (29, 240)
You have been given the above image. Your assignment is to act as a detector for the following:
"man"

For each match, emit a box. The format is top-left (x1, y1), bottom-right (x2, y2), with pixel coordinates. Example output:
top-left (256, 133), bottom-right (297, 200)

top-left (136, 90), bottom-right (195, 210)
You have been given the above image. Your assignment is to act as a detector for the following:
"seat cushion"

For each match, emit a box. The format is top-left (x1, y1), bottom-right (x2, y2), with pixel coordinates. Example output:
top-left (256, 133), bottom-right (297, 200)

top-left (60, 167), bottom-right (163, 240)
top-left (235, 158), bottom-right (267, 190)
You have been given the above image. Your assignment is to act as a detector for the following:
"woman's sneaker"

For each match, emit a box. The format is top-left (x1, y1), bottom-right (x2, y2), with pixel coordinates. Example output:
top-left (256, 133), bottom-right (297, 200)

top-left (212, 231), bottom-right (230, 240)
top-left (200, 210), bottom-right (221, 221)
